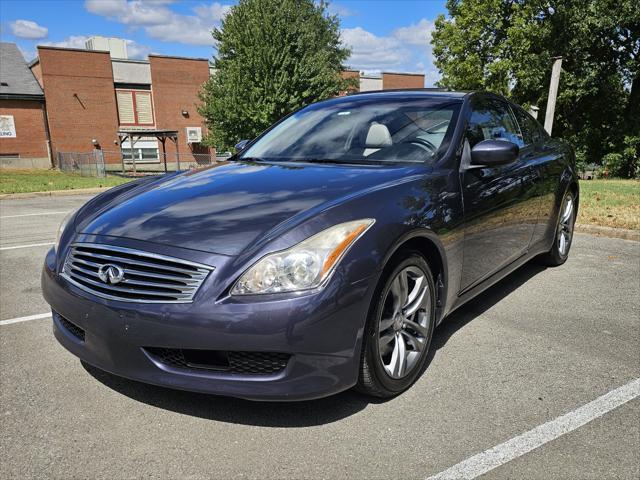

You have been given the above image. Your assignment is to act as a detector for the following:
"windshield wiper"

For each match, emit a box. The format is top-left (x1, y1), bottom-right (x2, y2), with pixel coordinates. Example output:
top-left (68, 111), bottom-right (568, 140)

top-left (237, 157), bottom-right (389, 165)
top-left (236, 156), bottom-right (266, 162)
top-left (296, 158), bottom-right (379, 165)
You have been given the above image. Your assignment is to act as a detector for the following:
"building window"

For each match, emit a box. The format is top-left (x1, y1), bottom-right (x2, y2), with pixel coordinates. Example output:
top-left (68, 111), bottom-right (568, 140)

top-left (116, 90), bottom-right (154, 126)
top-left (121, 138), bottom-right (159, 163)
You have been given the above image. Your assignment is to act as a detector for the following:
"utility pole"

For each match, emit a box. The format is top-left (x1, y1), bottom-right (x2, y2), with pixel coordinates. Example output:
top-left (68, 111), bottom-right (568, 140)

top-left (544, 57), bottom-right (563, 135)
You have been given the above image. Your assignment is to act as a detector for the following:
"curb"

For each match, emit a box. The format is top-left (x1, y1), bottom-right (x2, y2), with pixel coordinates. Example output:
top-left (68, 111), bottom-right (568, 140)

top-left (0, 187), bottom-right (111, 200)
top-left (575, 224), bottom-right (639, 242)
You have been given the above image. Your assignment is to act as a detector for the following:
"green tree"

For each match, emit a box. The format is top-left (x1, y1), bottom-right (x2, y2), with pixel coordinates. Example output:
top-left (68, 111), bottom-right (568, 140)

top-left (199, 0), bottom-right (351, 151)
top-left (431, 0), bottom-right (639, 175)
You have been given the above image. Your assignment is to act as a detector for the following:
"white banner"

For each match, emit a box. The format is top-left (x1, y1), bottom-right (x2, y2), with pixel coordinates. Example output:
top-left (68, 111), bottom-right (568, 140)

top-left (0, 115), bottom-right (16, 138)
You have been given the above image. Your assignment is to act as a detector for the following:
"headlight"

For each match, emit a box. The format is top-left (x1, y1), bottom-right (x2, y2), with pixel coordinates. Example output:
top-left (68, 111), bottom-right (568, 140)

top-left (231, 219), bottom-right (375, 295)
top-left (54, 209), bottom-right (76, 252)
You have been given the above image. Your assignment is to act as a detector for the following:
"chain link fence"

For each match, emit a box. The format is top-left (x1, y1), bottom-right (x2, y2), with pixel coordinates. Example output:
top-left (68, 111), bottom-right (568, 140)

top-left (57, 151), bottom-right (106, 177)
top-left (56, 150), bottom-right (231, 177)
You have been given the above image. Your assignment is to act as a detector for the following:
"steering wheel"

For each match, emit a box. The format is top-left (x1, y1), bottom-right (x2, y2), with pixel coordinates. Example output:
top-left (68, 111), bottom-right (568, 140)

top-left (404, 137), bottom-right (437, 153)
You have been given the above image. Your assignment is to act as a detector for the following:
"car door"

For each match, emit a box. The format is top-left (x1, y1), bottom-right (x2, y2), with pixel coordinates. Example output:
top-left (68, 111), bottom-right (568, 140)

top-left (511, 105), bottom-right (564, 246)
top-left (459, 95), bottom-right (540, 291)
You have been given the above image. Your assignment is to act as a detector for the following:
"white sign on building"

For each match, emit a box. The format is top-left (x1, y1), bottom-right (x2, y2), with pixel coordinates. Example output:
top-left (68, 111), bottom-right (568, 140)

top-left (0, 115), bottom-right (16, 138)
top-left (186, 127), bottom-right (202, 143)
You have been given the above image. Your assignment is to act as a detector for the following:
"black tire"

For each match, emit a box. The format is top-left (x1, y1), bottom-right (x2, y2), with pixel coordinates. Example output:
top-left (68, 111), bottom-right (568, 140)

top-left (537, 189), bottom-right (576, 267)
top-left (357, 250), bottom-right (436, 398)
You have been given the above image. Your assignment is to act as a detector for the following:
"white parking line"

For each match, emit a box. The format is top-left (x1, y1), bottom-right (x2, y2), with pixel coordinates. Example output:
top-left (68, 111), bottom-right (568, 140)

top-left (0, 312), bottom-right (51, 326)
top-left (427, 377), bottom-right (640, 480)
top-left (0, 211), bottom-right (68, 219)
top-left (0, 242), bottom-right (54, 251)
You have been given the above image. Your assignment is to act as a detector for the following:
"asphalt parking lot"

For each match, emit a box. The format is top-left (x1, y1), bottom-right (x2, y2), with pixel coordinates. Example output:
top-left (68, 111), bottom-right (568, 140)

top-left (1, 194), bottom-right (638, 479)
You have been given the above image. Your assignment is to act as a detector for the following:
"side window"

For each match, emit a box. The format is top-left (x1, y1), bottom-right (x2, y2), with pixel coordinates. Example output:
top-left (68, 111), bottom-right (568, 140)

top-left (466, 97), bottom-right (524, 148)
top-left (512, 106), bottom-right (545, 146)
top-left (534, 116), bottom-right (550, 142)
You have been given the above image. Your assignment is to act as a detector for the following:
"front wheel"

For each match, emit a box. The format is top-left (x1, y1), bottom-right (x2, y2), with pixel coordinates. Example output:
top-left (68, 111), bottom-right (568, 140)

top-left (538, 190), bottom-right (576, 266)
top-left (357, 251), bottom-right (436, 398)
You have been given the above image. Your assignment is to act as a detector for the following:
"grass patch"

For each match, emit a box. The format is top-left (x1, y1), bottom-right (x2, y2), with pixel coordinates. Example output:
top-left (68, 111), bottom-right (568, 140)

top-left (0, 169), bottom-right (133, 195)
top-left (578, 179), bottom-right (640, 230)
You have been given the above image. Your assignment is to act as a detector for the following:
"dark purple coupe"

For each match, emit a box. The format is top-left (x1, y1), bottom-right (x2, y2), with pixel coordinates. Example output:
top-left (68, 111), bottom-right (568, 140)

top-left (42, 91), bottom-right (578, 400)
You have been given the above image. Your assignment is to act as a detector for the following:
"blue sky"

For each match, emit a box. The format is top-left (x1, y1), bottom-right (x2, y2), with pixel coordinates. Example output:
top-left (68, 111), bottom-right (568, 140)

top-left (0, 0), bottom-right (447, 85)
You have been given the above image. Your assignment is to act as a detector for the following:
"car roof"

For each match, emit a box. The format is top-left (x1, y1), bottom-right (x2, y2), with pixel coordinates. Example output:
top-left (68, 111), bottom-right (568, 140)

top-left (346, 89), bottom-right (471, 99)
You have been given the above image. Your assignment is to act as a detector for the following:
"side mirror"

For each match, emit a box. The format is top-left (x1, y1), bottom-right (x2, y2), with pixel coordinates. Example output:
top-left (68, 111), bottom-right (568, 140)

top-left (470, 139), bottom-right (519, 166)
top-left (235, 139), bottom-right (250, 152)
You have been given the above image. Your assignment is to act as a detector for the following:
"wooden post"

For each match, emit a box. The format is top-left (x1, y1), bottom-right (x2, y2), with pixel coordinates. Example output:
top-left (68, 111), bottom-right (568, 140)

top-left (175, 135), bottom-right (181, 171)
top-left (159, 137), bottom-right (168, 174)
top-left (119, 134), bottom-right (126, 174)
top-left (130, 135), bottom-right (137, 175)
top-left (544, 57), bottom-right (563, 135)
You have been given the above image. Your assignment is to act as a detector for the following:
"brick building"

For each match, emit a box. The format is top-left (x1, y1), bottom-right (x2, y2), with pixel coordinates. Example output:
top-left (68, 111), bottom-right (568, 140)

top-left (0, 42), bottom-right (50, 169)
top-left (1, 38), bottom-right (426, 171)
top-left (29, 40), bottom-right (212, 171)
top-left (341, 69), bottom-right (425, 92)
top-left (35, 46), bottom-right (121, 163)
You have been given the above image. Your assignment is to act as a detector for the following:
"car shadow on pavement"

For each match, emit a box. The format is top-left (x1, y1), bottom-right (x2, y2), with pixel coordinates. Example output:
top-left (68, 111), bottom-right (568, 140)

top-left (430, 262), bottom-right (547, 352)
top-left (82, 361), bottom-right (372, 427)
top-left (83, 262), bottom-right (546, 427)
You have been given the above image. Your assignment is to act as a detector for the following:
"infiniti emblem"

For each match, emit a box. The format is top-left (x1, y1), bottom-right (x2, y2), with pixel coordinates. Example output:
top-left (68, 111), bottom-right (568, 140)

top-left (98, 264), bottom-right (125, 285)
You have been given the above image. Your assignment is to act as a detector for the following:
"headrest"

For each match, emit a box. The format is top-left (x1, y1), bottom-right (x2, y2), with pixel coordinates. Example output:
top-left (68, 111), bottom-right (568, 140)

top-left (365, 123), bottom-right (392, 148)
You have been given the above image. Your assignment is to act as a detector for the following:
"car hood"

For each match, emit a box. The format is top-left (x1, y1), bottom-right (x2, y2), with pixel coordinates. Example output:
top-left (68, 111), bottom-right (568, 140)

top-left (76, 161), bottom-right (421, 256)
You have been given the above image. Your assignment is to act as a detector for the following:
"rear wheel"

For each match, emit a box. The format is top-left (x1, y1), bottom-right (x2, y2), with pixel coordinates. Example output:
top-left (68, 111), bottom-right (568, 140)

top-left (538, 190), bottom-right (576, 266)
top-left (357, 251), bottom-right (436, 398)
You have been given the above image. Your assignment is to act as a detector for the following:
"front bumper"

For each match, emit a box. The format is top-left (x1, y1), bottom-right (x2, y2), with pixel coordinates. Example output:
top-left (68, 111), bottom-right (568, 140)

top-left (42, 246), bottom-right (375, 401)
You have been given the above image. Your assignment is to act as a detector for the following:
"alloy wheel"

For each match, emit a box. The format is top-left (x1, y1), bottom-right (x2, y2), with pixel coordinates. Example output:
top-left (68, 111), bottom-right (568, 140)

top-left (557, 195), bottom-right (574, 256)
top-left (378, 266), bottom-right (431, 379)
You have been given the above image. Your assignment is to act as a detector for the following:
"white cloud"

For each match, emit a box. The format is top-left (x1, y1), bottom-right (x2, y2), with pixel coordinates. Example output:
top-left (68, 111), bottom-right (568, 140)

top-left (10, 19), bottom-right (49, 39)
top-left (328, 4), bottom-right (355, 17)
top-left (84, 0), bottom-right (230, 46)
top-left (193, 2), bottom-right (232, 21)
top-left (84, 0), bottom-right (175, 25)
top-left (144, 17), bottom-right (215, 45)
top-left (41, 35), bottom-right (90, 49)
top-left (342, 18), bottom-right (441, 85)
top-left (341, 27), bottom-right (409, 70)
top-left (123, 39), bottom-right (153, 59)
top-left (393, 19), bottom-right (435, 47)
top-left (40, 35), bottom-right (152, 60)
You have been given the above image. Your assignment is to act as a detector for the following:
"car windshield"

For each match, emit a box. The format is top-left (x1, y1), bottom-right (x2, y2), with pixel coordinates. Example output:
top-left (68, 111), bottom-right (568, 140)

top-left (240, 96), bottom-right (462, 164)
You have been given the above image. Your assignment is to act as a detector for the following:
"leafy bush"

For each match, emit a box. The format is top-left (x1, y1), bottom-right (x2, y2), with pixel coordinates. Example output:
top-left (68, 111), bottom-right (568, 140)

top-left (602, 136), bottom-right (640, 178)
top-left (575, 149), bottom-right (588, 175)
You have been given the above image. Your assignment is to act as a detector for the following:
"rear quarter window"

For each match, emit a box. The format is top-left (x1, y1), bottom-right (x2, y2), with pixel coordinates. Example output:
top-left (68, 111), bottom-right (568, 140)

top-left (512, 106), bottom-right (548, 146)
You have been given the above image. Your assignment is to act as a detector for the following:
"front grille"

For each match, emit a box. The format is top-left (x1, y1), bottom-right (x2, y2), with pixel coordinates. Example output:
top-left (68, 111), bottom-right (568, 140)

top-left (145, 347), bottom-right (290, 375)
top-left (229, 351), bottom-right (291, 375)
top-left (57, 314), bottom-right (85, 341)
top-left (62, 243), bottom-right (213, 303)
